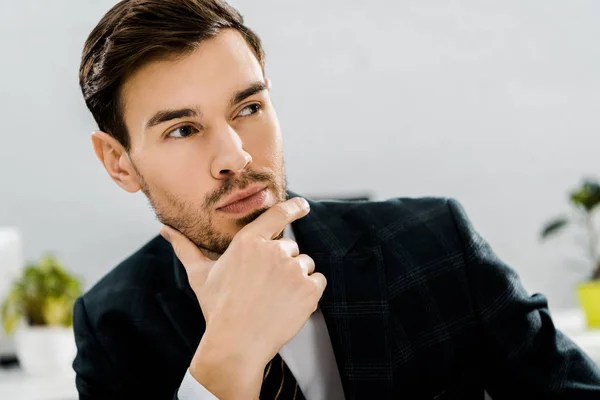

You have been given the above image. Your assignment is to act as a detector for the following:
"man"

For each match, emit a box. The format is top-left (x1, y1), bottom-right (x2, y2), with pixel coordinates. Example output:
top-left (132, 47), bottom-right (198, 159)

top-left (74, 0), bottom-right (600, 399)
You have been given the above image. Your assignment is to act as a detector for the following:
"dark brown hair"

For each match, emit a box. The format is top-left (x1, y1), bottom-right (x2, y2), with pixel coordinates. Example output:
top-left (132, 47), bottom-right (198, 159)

top-left (79, 0), bottom-right (265, 151)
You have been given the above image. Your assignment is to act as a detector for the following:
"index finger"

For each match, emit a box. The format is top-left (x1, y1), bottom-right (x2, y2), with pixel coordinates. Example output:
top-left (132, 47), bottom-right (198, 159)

top-left (241, 197), bottom-right (310, 240)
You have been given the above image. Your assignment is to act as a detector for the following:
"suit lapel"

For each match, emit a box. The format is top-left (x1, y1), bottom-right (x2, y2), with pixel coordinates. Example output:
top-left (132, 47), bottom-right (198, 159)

top-left (292, 195), bottom-right (393, 399)
top-left (155, 252), bottom-right (205, 354)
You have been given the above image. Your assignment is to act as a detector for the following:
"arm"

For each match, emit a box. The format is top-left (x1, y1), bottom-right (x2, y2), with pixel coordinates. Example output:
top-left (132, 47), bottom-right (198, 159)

top-left (447, 198), bottom-right (600, 398)
top-left (159, 198), bottom-right (326, 399)
top-left (73, 295), bottom-right (248, 400)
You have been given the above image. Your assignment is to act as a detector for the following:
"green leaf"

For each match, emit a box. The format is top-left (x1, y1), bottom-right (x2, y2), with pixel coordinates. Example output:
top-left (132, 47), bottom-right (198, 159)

top-left (42, 296), bottom-right (71, 326)
top-left (541, 218), bottom-right (569, 239)
top-left (1, 286), bottom-right (24, 335)
top-left (0, 254), bottom-right (83, 331)
top-left (570, 180), bottom-right (600, 212)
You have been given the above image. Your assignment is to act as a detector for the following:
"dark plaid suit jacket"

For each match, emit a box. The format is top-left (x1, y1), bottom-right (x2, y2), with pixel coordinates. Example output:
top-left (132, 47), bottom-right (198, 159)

top-left (73, 195), bottom-right (600, 399)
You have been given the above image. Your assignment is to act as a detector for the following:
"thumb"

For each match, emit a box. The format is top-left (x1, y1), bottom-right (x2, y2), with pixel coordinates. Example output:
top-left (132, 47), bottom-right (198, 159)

top-left (160, 225), bottom-right (213, 283)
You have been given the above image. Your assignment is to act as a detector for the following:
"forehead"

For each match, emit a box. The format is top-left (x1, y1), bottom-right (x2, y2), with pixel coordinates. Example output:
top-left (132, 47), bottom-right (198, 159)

top-left (121, 29), bottom-right (264, 129)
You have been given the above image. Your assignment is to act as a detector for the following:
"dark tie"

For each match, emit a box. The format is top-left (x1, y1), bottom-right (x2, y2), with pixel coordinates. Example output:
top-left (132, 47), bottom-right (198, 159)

top-left (260, 353), bottom-right (306, 400)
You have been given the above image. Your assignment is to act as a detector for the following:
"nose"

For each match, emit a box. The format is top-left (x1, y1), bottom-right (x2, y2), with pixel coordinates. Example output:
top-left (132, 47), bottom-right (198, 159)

top-left (210, 124), bottom-right (252, 179)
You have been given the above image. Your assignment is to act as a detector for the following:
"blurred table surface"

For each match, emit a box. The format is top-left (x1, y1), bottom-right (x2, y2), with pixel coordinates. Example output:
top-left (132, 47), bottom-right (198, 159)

top-left (0, 368), bottom-right (76, 400)
top-left (551, 308), bottom-right (600, 364)
top-left (0, 308), bottom-right (598, 399)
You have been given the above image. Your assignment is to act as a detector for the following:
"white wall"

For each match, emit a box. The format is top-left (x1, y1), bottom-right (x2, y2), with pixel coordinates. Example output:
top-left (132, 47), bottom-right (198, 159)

top-left (1, 0), bottom-right (599, 308)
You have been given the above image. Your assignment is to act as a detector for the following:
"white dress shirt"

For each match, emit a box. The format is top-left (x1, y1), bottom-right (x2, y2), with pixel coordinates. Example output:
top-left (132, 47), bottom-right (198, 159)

top-left (178, 225), bottom-right (345, 400)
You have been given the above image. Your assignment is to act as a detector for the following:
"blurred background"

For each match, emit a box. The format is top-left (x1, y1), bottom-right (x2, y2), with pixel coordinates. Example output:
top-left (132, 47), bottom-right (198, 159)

top-left (0, 0), bottom-right (599, 398)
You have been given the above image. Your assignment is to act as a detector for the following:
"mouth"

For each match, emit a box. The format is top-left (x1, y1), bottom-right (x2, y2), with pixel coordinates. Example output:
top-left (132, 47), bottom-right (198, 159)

top-left (216, 184), bottom-right (269, 215)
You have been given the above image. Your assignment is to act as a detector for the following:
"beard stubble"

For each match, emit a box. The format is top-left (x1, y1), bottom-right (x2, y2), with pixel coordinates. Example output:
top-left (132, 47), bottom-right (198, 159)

top-left (137, 167), bottom-right (288, 254)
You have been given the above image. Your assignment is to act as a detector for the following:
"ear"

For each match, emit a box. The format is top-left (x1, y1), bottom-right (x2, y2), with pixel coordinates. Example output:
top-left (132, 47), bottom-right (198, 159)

top-left (265, 77), bottom-right (272, 91)
top-left (91, 131), bottom-right (142, 193)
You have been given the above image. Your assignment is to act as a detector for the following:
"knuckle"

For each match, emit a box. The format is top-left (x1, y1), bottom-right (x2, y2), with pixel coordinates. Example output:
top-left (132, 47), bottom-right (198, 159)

top-left (312, 273), bottom-right (326, 293)
top-left (301, 253), bottom-right (314, 268)
top-left (306, 276), bottom-right (321, 295)
top-left (285, 240), bottom-right (299, 254)
top-left (274, 203), bottom-right (292, 220)
top-left (273, 241), bottom-right (289, 259)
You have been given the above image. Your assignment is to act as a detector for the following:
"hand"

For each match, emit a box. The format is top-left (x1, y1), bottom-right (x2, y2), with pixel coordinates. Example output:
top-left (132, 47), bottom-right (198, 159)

top-left (160, 197), bottom-right (327, 399)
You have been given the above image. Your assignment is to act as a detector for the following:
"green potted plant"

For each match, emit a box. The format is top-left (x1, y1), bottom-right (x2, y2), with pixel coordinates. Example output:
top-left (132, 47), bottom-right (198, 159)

top-left (1, 253), bottom-right (82, 375)
top-left (541, 179), bottom-right (600, 327)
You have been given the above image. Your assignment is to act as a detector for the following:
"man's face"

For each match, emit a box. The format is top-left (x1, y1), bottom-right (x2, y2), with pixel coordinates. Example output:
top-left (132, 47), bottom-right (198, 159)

top-left (119, 29), bottom-right (287, 254)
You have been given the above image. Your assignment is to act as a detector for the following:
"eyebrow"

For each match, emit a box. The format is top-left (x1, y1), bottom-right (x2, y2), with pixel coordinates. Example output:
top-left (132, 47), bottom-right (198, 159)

top-left (144, 81), bottom-right (268, 131)
top-left (229, 81), bottom-right (268, 108)
top-left (145, 108), bottom-right (199, 130)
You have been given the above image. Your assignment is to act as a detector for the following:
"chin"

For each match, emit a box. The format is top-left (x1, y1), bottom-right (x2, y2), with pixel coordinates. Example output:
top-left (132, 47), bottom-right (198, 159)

top-left (234, 206), bottom-right (270, 228)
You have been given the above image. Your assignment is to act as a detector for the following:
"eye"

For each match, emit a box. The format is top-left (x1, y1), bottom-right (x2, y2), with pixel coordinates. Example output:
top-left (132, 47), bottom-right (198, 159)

top-left (237, 103), bottom-right (261, 118)
top-left (167, 124), bottom-right (199, 139)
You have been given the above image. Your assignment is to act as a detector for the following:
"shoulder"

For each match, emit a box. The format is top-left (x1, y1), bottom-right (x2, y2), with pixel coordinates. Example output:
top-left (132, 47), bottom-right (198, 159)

top-left (78, 235), bottom-right (174, 316)
top-left (322, 196), bottom-right (466, 238)
top-left (319, 196), bottom-right (474, 267)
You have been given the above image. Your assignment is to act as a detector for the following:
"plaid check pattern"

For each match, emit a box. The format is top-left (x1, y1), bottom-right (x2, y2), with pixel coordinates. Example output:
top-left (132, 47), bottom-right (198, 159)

top-left (73, 193), bottom-right (600, 399)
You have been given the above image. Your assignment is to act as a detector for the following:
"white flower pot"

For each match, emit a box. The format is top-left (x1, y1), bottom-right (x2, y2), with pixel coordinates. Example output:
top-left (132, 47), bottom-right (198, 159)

top-left (14, 325), bottom-right (76, 375)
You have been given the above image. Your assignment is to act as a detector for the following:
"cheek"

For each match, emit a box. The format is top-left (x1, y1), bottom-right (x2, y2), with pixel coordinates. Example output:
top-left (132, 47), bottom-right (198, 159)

top-left (242, 117), bottom-right (282, 167)
top-left (137, 146), bottom-right (211, 198)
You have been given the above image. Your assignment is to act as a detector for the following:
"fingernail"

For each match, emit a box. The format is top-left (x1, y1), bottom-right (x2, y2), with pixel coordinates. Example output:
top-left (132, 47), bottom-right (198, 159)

top-left (160, 226), bottom-right (171, 242)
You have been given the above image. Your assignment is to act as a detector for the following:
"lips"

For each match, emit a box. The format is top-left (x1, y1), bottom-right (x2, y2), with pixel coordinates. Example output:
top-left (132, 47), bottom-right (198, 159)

top-left (216, 184), bottom-right (268, 210)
